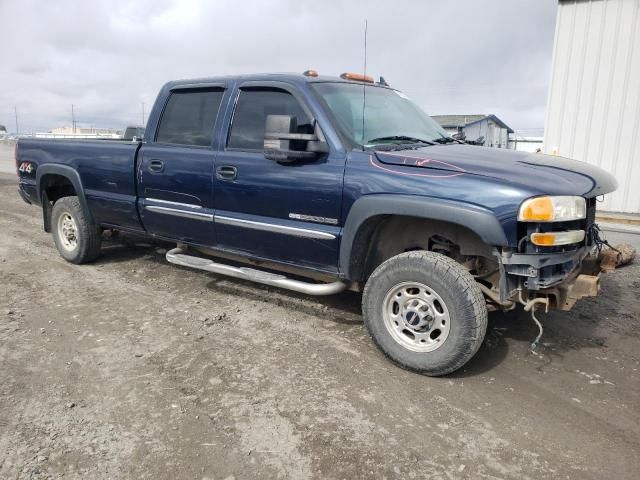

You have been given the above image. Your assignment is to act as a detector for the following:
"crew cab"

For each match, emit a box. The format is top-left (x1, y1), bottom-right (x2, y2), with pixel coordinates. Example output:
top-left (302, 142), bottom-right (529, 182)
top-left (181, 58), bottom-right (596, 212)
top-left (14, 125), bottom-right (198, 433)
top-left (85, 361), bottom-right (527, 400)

top-left (16, 71), bottom-right (617, 375)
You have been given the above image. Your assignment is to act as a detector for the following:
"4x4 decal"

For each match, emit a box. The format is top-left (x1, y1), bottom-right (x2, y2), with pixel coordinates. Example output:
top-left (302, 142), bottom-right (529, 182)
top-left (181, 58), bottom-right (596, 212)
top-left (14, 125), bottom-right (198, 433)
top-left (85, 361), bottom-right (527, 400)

top-left (18, 161), bottom-right (34, 175)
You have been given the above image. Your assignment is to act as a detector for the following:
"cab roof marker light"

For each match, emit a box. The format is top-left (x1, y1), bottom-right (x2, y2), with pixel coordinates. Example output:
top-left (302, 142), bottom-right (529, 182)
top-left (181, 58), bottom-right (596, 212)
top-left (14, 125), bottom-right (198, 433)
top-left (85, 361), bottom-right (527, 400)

top-left (340, 72), bottom-right (374, 83)
top-left (303, 69), bottom-right (319, 77)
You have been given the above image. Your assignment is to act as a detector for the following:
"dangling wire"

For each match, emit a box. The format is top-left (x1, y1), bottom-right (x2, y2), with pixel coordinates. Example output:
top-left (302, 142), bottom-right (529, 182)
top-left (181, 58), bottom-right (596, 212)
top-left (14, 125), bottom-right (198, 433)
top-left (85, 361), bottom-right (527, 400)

top-left (528, 306), bottom-right (544, 351)
top-left (588, 223), bottom-right (621, 255)
top-left (518, 289), bottom-right (549, 351)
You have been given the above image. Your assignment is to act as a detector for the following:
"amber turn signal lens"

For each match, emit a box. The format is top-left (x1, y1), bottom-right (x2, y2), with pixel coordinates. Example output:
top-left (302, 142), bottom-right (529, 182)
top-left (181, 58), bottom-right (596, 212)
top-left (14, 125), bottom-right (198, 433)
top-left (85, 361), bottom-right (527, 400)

top-left (530, 233), bottom-right (555, 246)
top-left (519, 197), bottom-right (554, 221)
top-left (340, 72), bottom-right (374, 83)
top-left (530, 230), bottom-right (585, 246)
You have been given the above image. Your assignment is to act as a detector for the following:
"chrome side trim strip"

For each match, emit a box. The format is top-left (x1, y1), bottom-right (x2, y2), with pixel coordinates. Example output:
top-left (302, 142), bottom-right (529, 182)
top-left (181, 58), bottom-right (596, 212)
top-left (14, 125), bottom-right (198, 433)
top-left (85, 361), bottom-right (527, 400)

top-left (145, 205), bottom-right (213, 221)
top-left (145, 198), bottom-right (203, 210)
top-left (215, 215), bottom-right (336, 240)
top-left (166, 248), bottom-right (347, 296)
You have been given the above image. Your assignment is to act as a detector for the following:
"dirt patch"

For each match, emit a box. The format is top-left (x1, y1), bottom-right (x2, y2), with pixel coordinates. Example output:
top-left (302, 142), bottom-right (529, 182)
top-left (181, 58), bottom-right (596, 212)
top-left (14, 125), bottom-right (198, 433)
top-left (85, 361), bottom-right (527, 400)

top-left (1, 172), bottom-right (639, 479)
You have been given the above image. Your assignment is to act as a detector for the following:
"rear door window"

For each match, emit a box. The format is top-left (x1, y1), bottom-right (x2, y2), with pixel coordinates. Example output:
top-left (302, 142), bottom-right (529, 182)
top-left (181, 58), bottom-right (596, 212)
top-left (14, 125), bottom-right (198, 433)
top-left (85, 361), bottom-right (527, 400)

top-left (156, 89), bottom-right (225, 146)
top-left (227, 88), bottom-right (312, 151)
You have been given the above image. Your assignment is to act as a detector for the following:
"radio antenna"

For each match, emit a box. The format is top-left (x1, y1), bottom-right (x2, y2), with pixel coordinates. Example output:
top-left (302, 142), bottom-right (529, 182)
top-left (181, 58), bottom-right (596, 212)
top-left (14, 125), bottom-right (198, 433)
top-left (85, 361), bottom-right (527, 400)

top-left (361, 19), bottom-right (368, 151)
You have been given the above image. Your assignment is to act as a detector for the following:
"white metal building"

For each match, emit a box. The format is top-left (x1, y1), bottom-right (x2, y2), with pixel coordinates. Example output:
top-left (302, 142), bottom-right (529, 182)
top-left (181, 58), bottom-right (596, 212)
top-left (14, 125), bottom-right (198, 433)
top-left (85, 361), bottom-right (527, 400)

top-left (544, 0), bottom-right (640, 213)
top-left (431, 114), bottom-right (513, 148)
top-left (509, 135), bottom-right (544, 152)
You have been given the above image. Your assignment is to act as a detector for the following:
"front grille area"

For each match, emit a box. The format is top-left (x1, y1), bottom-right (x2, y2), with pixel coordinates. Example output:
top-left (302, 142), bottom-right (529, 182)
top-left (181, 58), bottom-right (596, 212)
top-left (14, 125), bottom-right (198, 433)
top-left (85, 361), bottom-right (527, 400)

top-left (517, 196), bottom-right (595, 253)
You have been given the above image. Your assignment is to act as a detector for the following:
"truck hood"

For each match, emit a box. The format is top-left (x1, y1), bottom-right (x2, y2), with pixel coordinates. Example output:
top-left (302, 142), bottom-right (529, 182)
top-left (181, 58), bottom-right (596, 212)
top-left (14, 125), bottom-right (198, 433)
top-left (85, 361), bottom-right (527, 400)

top-left (374, 145), bottom-right (618, 197)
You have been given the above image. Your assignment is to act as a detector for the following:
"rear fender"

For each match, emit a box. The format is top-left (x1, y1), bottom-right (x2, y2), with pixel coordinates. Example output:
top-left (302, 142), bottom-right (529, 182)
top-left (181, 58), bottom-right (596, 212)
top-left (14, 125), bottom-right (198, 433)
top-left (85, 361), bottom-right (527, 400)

top-left (36, 164), bottom-right (93, 230)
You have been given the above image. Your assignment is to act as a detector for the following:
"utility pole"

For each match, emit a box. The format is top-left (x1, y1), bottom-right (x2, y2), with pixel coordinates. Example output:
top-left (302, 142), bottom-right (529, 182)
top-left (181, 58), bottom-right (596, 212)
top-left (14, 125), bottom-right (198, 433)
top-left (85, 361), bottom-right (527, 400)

top-left (141, 101), bottom-right (145, 126)
top-left (14, 106), bottom-right (19, 134)
top-left (71, 104), bottom-right (76, 133)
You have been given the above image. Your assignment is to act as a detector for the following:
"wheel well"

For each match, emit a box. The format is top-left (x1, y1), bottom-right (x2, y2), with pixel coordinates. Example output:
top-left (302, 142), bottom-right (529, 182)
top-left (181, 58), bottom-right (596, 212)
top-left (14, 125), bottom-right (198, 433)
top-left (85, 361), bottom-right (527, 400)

top-left (40, 174), bottom-right (77, 232)
top-left (349, 215), bottom-right (495, 282)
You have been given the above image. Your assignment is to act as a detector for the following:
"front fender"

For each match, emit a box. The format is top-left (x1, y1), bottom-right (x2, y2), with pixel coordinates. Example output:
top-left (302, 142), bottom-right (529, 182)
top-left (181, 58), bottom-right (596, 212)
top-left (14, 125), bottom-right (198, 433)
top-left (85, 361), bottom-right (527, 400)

top-left (339, 194), bottom-right (508, 279)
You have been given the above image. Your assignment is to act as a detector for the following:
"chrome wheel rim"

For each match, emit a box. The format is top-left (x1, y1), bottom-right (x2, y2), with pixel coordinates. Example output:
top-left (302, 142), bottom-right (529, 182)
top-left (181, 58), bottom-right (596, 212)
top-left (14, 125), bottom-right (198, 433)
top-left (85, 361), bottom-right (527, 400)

top-left (57, 212), bottom-right (79, 251)
top-left (382, 281), bottom-right (451, 352)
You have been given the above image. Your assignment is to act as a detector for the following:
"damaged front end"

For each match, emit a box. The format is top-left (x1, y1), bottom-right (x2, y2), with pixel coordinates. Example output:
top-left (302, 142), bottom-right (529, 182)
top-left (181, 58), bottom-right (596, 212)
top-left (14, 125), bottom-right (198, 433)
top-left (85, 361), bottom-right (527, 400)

top-left (479, 214), bottom-right (635, 349)
top-left (500, 239), bottom-right (635, 312)
top-left (494, 197), bottom-right (614, 311)
top-left (493, 240), bottom-right (636, 350)
top-left (499, 245), bottom-right (603, 312)
top-left (469, 193), bottom-right (634, 349)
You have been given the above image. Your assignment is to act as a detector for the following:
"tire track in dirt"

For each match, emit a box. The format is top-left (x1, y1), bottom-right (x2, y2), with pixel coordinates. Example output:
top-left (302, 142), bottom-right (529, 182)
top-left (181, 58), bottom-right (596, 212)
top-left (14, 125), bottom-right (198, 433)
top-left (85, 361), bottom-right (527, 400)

top-left (2, 171), bottom-right (640, 479)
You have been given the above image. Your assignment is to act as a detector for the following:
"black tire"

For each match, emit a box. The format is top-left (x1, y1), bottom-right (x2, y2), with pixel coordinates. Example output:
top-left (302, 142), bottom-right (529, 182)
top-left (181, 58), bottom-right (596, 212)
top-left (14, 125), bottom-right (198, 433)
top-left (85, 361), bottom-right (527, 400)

top-left (51, 196), bottom-right (102, 264)
top-left (362, 251), bottom-right (487, 376)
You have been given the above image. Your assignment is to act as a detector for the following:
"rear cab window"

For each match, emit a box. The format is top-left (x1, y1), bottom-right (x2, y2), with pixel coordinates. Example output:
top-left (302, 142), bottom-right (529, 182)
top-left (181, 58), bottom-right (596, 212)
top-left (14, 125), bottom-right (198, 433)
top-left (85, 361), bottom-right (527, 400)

top-left (156, 89), bottom-right (225, 147)
top-left (227, 87), bottom-right (313, 151)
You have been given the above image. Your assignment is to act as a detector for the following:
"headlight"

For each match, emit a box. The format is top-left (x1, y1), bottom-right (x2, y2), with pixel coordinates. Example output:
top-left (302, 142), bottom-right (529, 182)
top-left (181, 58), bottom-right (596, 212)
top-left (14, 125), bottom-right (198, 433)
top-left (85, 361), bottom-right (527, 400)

top-left (518, 196), bottom-right (586, 222)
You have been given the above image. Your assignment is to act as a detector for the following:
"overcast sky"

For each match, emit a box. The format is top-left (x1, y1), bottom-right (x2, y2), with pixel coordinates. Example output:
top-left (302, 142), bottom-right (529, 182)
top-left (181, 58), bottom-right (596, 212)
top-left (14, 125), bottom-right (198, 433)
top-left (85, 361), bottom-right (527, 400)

top-left (0, 0), bottom-right (557, 135)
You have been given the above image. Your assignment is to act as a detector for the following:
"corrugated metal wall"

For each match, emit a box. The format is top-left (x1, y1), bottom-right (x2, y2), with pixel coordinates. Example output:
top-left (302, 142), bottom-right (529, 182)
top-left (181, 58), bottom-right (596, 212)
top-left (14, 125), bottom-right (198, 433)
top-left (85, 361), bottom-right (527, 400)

top-left (544, 0), bottom-right (640, 213)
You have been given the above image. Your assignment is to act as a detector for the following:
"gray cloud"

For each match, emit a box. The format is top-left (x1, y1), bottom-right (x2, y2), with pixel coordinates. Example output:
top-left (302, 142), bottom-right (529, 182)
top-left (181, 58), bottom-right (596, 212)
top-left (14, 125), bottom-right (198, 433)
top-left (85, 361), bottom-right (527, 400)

top-left (0, 0), bottom-right (557, 134)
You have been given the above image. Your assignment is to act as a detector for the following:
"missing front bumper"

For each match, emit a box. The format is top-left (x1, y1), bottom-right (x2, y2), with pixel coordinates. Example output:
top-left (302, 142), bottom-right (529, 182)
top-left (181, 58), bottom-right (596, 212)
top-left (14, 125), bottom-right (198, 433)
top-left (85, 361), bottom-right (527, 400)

top-left (498, 247), bottom-right (604, 310)
top-left (553, 269), bottom-right (601, 311)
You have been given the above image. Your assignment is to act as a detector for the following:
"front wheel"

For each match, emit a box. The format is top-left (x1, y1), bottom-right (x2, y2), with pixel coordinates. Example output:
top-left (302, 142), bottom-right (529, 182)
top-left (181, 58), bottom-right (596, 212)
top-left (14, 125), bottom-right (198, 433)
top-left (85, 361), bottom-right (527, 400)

top-left (362, 251), bottom-right (487, 376)
top-left (51, 196), bottom-right (102, 264)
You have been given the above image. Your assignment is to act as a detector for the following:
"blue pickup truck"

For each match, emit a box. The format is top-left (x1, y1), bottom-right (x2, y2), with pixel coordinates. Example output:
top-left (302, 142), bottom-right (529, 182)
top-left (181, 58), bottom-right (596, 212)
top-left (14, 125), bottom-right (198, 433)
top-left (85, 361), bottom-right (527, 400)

top-left (16, 71), bottom-right (617, 375)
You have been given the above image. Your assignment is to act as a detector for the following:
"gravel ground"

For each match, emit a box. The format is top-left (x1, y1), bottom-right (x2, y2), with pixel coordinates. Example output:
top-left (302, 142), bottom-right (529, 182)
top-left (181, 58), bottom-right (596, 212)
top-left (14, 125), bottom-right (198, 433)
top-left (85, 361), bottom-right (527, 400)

top-left (1, 144), bottom-right (640, 479)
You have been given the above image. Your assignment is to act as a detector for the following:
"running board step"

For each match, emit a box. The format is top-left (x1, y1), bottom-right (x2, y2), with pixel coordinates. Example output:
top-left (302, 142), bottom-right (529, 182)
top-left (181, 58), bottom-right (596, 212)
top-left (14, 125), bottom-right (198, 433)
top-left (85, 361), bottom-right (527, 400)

top-left (166, 248), bottom-right (347, 296)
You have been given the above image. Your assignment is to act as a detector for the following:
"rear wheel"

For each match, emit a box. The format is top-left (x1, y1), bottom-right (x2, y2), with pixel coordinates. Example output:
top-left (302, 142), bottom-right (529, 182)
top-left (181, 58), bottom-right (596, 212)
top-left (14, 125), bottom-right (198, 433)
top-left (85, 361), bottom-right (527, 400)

top-left (51, 196), bottom-right (102, 264)
top-left (362, 251), bottom-right (487, 376)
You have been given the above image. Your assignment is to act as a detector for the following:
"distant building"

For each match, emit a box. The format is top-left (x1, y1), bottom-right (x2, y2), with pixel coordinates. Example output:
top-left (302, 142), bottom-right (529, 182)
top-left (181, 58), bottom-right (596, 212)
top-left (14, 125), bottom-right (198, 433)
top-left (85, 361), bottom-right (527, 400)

top-left (431, 114), bottom-right (513, 148)
top-left (49, 126), bottom-right (122, 136)
top-left (544, 0), bottom-right (640, 214)
top-left (509, 135), bottom-right (544, 153)
top-left (33, 126), bottom-right (123, 139)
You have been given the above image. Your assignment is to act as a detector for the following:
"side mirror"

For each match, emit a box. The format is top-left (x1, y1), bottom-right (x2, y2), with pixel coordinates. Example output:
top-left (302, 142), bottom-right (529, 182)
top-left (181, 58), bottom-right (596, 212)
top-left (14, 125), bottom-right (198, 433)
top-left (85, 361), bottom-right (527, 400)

top-left (263, 115), bottom-right (329, 163)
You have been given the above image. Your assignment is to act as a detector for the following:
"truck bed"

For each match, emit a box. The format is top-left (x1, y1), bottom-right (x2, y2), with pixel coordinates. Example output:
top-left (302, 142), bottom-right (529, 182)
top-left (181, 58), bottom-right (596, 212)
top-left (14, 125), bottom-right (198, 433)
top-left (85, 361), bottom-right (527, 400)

top-left (17, 137), bottom-right (143, 232)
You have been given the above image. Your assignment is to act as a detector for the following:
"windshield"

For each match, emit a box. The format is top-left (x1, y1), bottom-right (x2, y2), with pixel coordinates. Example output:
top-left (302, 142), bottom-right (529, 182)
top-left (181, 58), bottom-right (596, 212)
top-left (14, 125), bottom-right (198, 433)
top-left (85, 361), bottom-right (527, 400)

top-left (312, 82), bottom-right (450, 147)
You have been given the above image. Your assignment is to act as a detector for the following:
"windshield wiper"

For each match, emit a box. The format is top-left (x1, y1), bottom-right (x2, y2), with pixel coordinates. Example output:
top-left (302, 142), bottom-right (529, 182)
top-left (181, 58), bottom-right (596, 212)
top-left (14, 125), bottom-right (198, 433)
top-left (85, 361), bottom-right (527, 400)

top-left (367, 135), bottom-right (437, 146)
